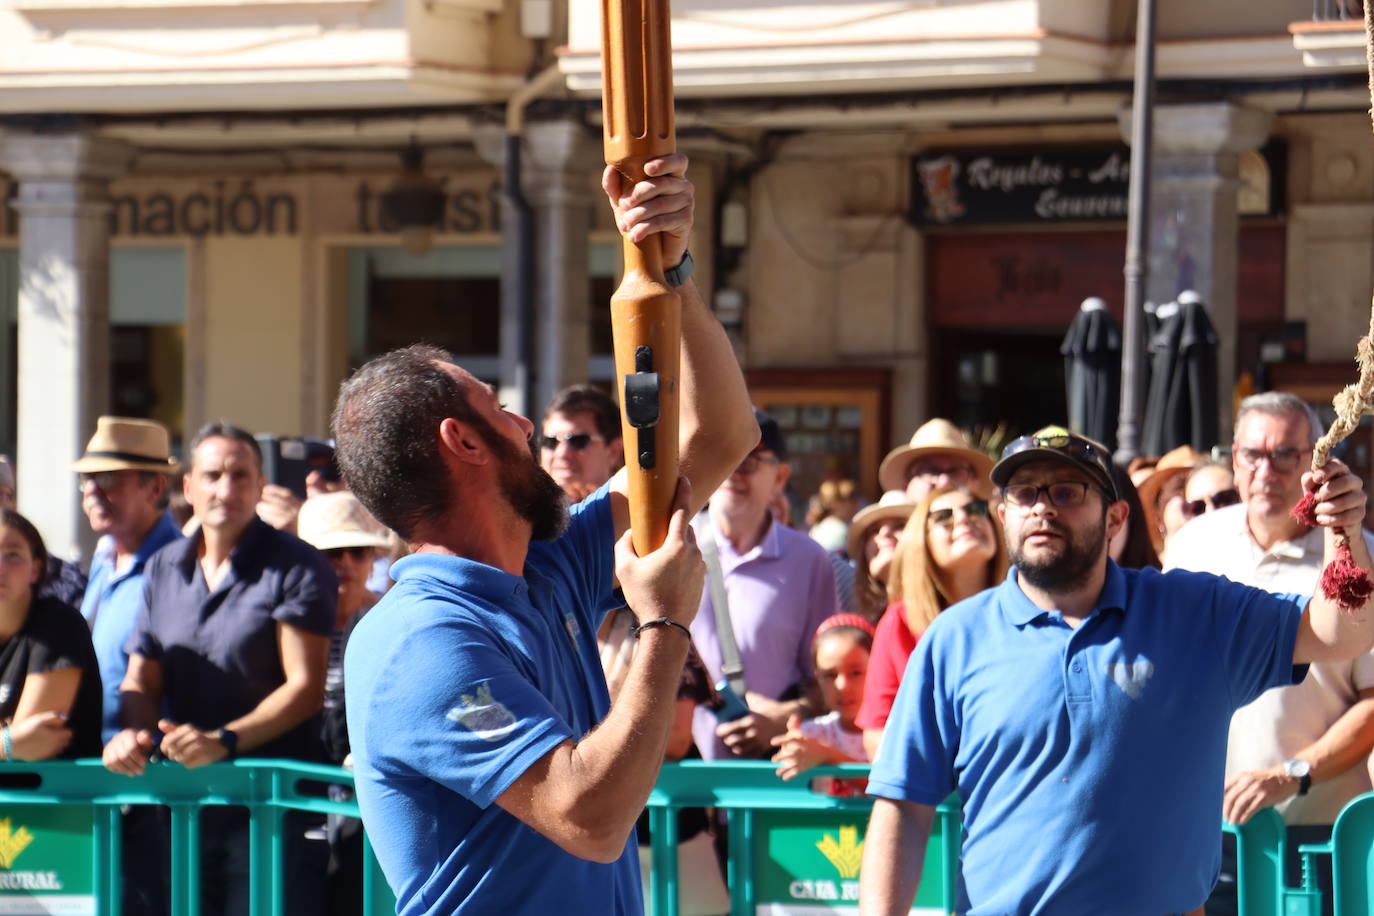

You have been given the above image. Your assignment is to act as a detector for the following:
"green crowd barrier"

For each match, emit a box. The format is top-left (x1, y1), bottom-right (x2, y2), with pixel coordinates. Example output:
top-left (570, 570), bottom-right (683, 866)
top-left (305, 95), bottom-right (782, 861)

top-left (645, 761), bottom-right (959, 916)
top-left (0, 758), bottom-right (395, 916)
top-left (0, 759), bottom-right (1369, 916)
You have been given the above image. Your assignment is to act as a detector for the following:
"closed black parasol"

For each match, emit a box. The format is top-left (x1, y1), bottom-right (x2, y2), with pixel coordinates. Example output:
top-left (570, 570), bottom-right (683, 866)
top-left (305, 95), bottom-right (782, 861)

top-left (1141, 291), bottom-right (1219, 457)
top-left (1061, 297), bottom-right (1122, 451)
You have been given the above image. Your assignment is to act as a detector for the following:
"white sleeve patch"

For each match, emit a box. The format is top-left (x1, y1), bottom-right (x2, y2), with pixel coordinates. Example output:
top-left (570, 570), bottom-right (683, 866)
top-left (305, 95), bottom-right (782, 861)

top-left (446, 682), bottom-right (519, 742)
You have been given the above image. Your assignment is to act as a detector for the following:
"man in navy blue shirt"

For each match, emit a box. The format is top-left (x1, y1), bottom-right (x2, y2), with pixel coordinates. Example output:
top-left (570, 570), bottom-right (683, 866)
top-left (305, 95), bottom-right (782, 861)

top-left (333, 153), bottom-right (758, 915)
top-left (102, 422), bottom-right (336, 916)
top-left (859, 427), bottom-right (1374, 916)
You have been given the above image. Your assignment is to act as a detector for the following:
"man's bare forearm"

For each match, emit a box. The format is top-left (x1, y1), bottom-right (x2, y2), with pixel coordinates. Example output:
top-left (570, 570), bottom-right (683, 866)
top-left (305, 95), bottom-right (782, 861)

top-left (859, 798), bottom-right (934, 916)
top-left (676, 278), bottom-right (757, 515)
top-left (496, 627), bottom-right (690, 862)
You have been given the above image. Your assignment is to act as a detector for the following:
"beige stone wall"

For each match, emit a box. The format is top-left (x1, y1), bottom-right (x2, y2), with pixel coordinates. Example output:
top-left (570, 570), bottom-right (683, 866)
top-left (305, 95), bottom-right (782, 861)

top-left (1279, 112), bottom-right (1374, 363)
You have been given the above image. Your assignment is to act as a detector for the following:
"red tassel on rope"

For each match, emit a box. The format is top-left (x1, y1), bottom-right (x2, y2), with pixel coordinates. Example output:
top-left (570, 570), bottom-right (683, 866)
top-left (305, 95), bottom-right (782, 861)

top-left (1321, 538), bottom-right (1374, 611)
top-left (1294, 486), bottom-right (1373, 610)
top-left (1291, 490), bottom-right (1319, 528)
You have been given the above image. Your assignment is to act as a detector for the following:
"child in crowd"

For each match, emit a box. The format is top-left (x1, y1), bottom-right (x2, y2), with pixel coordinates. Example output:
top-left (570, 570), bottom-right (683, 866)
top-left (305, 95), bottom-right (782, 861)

top-left (771, 614), bottom-right (873, 790)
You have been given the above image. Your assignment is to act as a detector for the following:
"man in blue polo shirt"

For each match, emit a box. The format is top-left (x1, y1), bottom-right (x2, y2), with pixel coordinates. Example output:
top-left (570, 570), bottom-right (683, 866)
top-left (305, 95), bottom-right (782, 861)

top-left (332, 153), bottom-right (758, 916)
top-left (859, 426), bottom-right (1374, 916)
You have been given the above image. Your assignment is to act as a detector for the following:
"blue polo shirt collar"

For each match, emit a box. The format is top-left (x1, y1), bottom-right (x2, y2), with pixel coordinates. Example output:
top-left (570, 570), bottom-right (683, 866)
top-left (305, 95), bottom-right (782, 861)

top-left (997, 560), bottom-right (1128, 627)
top-left (391, 551), bottom-right (528, 602)
top-left (131, 512), bottom-right (181, 568)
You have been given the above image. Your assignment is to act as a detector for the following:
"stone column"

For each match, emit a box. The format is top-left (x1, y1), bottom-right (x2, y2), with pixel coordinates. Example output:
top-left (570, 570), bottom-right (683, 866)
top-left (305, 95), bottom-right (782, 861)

top-left (475, 118), bottom-right (597, 417)
top-left (524, 119), bottom-right (597, 415)
top-left (1121, 103), bottom-right (1271, 444)
top-left (0, 133), bottom-right (133, 562)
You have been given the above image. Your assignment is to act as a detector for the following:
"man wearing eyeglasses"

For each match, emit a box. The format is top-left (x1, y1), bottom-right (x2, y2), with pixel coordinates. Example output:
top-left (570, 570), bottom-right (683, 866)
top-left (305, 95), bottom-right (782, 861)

top-left (860, 424), bottom-right (1374, 916)
top-left (1165, 392), bottom-right (1374, 916)
top-left (690, 409), bottom-right (840, 761)
top-left (73, 416), bottom-right (183, 916)
top-left (540, 385), bottom-right (625, 503)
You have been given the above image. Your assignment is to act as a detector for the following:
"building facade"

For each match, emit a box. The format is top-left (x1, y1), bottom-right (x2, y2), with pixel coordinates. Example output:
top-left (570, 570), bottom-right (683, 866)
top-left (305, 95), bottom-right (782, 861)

top-left (1, 0), bottom-right (1370, 556)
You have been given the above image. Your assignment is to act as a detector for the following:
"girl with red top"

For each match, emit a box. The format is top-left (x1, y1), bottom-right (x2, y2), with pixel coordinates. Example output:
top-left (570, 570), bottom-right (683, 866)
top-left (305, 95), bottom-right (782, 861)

top-left (856, 486), bottom-right (1008, 759)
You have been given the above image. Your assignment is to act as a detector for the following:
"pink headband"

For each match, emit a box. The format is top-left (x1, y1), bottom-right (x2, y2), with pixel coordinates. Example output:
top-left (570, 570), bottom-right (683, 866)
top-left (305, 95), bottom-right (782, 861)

top-left (815, 613), bottom-right (877, 642)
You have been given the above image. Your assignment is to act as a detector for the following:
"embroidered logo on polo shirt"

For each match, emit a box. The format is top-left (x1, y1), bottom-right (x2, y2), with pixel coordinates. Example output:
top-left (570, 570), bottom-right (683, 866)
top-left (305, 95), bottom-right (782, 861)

top-left (1106, 659), bottom-right (1155, 700)
top-left (446, 682), bottom-right (517, 741)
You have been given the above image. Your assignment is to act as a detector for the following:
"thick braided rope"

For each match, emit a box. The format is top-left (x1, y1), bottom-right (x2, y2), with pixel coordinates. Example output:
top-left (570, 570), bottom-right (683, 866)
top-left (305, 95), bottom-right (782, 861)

top-left (1311, 0), bottom-right (1374, 471)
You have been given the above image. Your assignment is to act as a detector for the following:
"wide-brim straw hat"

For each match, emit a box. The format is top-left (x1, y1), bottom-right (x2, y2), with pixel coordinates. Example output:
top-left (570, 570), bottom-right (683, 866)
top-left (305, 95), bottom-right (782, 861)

top-left (298, 491), bottom-right (392, 552)
top-left (1137, 445), bottom-right (1205, 546)
top-left (878, 418), bottom-right (995, 493)
top-left (70, 416), bottom-right (179, 474)
top-left (846, 490), bottom-right (917, 560)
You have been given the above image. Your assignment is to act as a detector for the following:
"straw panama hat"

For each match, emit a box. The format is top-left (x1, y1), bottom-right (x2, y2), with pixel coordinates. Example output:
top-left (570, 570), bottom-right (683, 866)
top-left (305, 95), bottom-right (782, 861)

top-left (71, 416), bottom-right (179, 474)
top-left (297, 491), bottom-right (392, 553)
top-left (1136, 445), bottom-right (1205, 547)
top-left (846, 490), bottom-right (917, 560)
top-left (878, 418), bottom-right (995, 493)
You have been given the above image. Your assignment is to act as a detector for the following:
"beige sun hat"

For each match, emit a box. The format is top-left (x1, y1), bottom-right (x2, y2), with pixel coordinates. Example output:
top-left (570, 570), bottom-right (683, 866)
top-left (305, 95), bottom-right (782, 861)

top-left (71, 416), bottom-right (179, 474)
top-left (1137, 444), bottom-right (1205, 551)
top-left (878, 418), bottom-right (995, 493)
top-left (298, 491), bottom-right (392, 552)
top-left (845, 490), bottom-right (917, 560)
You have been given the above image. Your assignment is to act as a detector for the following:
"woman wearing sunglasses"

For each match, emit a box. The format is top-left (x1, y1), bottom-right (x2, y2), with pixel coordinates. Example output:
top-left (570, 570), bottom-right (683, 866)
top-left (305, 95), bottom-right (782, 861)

top-left (1181, 459), bottom-right (1238, 523)
top-left (856, 487), bottom-right (1008, 759)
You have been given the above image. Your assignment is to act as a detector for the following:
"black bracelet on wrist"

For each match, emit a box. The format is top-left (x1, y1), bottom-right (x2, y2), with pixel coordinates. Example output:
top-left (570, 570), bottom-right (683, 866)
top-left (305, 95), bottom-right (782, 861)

top-left (633, 617), bottom-right (692, 641)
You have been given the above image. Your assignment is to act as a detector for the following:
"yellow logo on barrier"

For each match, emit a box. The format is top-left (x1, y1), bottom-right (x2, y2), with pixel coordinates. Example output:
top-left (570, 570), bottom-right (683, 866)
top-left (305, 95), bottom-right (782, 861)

top-left (0, 818), bottom-right (34, 869)
top-left (815, 825), bottom-right (863, 880)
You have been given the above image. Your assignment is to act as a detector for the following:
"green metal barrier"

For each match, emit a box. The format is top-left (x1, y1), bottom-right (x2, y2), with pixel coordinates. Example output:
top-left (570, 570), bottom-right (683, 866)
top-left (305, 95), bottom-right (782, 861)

top-left (645, 761), bottom-right (959, 916)
top-left (1224, 808), bottom-right (1288, 916)
top-left (1296, 790), bottom-right (1374, 916)
top-left (0, 759), bottom-right (395, 916)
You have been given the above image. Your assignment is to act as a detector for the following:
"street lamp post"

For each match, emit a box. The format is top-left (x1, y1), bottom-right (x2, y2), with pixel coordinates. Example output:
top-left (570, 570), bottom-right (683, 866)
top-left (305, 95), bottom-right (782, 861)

top-left (1116, 0), bottom-right (1157, 465)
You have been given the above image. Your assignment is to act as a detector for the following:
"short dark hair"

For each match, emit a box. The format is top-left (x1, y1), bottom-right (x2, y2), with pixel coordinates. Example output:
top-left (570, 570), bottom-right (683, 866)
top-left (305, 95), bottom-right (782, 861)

top-left (332, 345), bottom-right (487, 541)
top-left (189, 422), bottom-right (262, 471)
top-left (544, 385), bottom-right (621, 442)
top-left (0, 508), bottom-right (47, 590)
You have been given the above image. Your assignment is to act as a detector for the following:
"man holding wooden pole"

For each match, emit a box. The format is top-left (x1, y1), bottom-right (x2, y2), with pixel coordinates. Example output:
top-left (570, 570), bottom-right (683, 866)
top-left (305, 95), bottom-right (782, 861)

top-left (333, 153), bottom-right (754, 914)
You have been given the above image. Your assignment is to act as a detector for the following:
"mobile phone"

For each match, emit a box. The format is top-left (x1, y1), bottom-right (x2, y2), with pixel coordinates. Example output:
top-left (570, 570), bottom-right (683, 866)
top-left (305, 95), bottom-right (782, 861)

top-left (713, 680), bottom-right (750, 722)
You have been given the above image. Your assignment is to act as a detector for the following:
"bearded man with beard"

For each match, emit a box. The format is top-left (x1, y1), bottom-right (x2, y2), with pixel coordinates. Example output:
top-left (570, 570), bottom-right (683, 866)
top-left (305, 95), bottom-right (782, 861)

top-left (331, 154), bottom-right (758, 916)
top-left (860, 426), bottom-right (1374, 916)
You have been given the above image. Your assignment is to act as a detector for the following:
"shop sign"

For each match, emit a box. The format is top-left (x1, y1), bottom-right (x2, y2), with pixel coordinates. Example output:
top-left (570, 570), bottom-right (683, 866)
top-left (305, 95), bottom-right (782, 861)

top-left (751, 810), bottom-right (944, 915)
top-left (911, 144), bottom-right (1283, 226)
top-left (0, 806), bottom-right (95, 915)
top-left (911, 147), bottom-right (1132, 226)
top-left (0, 175), bottom-right (502, 239)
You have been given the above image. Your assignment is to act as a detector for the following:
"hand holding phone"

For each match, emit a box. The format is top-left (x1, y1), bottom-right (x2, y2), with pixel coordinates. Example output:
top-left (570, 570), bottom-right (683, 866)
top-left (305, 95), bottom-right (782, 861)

top-left (713, 680), bottom-right (750, 722)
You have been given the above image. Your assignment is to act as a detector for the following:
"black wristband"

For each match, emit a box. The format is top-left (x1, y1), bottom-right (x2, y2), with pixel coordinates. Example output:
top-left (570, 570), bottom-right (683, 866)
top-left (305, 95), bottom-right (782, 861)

top-left (664, 251), bottom-right (694, 288)
top-left (633, 617), bottom-right (692, 641)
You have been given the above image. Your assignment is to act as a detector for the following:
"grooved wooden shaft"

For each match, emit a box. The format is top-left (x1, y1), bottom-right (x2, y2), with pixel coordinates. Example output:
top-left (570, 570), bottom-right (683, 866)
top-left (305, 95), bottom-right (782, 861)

top-left (601, 0), bottom-right (680, 555)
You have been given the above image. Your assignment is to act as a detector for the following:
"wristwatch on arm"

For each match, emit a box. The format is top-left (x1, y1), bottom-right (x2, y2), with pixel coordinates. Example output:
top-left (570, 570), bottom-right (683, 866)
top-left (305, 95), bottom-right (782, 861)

top-left (215, 728), bottom-right (239, 760)
top-left (1283, 758), bottom-right (1312, 796)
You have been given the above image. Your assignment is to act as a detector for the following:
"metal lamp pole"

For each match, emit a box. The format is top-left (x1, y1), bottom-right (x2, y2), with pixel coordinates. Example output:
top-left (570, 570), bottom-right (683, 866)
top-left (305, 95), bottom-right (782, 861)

top-left (1116, 0), bottom-right (1157, 464)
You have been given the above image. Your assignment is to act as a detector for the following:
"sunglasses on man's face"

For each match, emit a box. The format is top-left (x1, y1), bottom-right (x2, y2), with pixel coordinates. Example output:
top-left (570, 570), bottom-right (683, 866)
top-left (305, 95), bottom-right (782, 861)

top-left (928, 500), bottom-right (990, 527)
top-left (1181, 487), bottom-right (1240, 520)
top-left (539, 433), bottom-right (606, 452)
top-left (323, 546), bottom-right (372, 562)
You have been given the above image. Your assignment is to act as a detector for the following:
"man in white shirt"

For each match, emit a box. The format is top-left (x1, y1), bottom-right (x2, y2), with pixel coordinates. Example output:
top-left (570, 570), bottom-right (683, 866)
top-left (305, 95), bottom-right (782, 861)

top-left (1166, 391), bottom-right (1374, 915)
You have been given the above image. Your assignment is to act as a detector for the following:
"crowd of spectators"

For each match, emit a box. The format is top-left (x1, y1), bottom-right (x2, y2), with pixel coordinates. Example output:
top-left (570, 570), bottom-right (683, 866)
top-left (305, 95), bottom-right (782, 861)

top-left (5, 371), bottom-right (1373, 916)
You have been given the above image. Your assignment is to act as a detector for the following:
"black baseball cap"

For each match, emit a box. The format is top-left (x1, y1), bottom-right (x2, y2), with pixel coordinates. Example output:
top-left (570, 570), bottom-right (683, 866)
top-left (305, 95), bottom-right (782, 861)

top-left (991, 426), bottom-right (1118, 500)
top-left (754, 408), bottom-right (787, 461)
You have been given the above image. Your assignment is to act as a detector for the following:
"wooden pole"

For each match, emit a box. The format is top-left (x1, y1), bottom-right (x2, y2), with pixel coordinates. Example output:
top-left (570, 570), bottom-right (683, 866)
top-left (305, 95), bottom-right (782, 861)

top-left (600, 0), bottom-right (681, 554)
